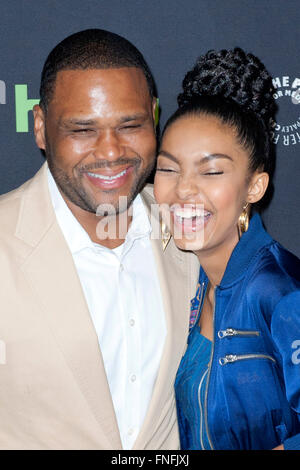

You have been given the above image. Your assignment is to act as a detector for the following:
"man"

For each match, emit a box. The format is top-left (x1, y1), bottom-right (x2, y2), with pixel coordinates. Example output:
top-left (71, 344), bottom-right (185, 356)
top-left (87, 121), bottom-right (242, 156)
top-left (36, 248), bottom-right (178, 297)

top-left (0, 29), bottom-right (198, 450)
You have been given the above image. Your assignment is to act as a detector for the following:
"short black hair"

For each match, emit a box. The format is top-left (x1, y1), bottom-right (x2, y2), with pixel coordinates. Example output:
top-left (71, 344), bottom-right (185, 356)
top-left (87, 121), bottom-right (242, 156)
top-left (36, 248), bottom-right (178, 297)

top-left (39, 28), bottom-right (156, 111)
top-left (163, 48), bottom-right (277, 177)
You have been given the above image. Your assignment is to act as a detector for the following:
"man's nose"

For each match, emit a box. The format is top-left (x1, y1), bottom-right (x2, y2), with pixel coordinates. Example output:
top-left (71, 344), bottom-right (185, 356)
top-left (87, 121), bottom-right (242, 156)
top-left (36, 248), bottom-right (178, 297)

top-left (93, 130), bottom-right (124, 161)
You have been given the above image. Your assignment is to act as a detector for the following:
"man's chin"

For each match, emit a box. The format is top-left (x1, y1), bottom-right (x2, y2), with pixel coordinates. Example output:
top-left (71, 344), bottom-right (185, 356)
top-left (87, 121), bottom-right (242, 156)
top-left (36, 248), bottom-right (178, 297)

top-left (94, 194), bottom-right (134, 217)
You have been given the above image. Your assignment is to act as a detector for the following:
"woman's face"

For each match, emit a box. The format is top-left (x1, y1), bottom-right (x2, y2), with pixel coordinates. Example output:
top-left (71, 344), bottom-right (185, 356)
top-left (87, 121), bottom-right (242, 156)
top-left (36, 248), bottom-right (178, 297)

top-left (154, 114), bottom-right (267, 254)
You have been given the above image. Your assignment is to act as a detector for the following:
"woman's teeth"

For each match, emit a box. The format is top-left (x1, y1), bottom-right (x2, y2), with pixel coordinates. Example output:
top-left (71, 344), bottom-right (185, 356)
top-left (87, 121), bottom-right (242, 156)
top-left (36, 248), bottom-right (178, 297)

top-left (173, 207), bottom-right (211, 221)
top-left (87, 169), bottom-right (127, 181)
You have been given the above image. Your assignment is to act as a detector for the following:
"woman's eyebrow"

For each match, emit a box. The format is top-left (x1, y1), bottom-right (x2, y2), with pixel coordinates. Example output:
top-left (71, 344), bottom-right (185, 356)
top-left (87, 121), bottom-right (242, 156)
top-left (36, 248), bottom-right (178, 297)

top-left (157, 150), bottom-right (179, 163)
top-left (197, 154), bottom-right (234, 165)
top-left (157, 151), bottom-right (233, 164)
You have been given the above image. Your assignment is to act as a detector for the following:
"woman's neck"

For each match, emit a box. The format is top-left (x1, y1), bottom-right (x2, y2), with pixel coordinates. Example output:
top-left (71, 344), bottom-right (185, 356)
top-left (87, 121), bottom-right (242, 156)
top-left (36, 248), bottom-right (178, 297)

top-left (195, 231), bottom-right (240, 288)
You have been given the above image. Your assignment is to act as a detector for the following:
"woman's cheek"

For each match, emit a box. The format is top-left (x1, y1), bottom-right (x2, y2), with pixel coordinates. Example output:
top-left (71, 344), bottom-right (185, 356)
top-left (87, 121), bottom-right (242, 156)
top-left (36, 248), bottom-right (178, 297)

top-left (154, 176), bottom-right (172, 204)
top-left (209, 181), bottom-right (240, 210)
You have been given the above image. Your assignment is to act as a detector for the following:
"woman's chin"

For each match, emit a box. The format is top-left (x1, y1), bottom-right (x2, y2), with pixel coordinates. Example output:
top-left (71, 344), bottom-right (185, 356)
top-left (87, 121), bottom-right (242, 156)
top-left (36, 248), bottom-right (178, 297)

top-left (173, 234), bottom-right (206, 252)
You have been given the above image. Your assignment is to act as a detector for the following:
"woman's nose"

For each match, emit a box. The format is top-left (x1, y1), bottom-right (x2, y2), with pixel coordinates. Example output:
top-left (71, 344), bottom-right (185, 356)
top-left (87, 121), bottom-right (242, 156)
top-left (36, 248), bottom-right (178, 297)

top-left (175, 174), bottom-right (199, 201)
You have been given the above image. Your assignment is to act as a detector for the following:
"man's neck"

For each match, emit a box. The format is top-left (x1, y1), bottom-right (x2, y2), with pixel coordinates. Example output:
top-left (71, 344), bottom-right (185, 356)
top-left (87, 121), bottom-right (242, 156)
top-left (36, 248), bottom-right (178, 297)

top-left (61, 193), bottom-right (132, 250)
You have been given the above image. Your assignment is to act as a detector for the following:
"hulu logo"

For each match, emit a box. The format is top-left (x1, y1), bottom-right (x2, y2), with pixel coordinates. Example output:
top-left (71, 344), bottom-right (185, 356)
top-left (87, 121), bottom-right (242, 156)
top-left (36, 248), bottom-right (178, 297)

top-left (15, 84), bottom-right (39, 132)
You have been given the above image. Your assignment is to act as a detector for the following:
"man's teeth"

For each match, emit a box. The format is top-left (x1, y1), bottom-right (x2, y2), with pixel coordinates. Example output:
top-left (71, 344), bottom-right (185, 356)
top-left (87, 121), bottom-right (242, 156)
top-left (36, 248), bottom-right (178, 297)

top-left (87, 169), bottom-right (127, 181)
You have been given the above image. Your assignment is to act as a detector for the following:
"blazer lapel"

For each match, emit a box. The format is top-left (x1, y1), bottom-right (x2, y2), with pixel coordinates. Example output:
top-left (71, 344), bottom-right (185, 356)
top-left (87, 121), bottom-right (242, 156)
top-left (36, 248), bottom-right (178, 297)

top-left (16, 164), bottom-right (122, 449)
top-left (134, 187), bottom-right (199, 449)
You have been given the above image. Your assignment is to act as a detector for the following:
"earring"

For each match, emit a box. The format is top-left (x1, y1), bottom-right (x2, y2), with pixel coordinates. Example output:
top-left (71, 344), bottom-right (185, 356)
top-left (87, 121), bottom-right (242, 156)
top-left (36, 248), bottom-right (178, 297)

top-left (238, 203), bottom-right (249, 236)
top-left (161, 220), bottom-right (171, 251)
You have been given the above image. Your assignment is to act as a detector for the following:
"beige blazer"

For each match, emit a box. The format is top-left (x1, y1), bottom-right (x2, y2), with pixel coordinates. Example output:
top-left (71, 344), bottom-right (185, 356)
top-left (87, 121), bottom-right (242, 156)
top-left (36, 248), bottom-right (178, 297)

top-left (0, 163), bottom-right (199, 450)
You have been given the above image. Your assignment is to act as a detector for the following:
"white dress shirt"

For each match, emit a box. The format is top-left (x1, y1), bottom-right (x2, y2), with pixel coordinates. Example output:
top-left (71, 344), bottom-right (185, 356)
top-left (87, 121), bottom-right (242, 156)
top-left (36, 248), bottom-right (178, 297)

top-left (47, 170), bottom-right (167, 449)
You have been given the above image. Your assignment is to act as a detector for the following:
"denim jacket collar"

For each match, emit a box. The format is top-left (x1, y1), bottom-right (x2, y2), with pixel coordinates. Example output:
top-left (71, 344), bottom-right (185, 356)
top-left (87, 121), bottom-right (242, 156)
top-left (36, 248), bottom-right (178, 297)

top-left (200, 213), bottom-right (273, 288)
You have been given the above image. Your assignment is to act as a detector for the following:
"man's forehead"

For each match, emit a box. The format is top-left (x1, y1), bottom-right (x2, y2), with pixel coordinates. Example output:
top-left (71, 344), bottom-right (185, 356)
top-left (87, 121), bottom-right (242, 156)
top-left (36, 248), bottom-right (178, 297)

top-left (54, 67), bottom-right (149, 91)
top-left (46, 67), bottom-right (154, 119)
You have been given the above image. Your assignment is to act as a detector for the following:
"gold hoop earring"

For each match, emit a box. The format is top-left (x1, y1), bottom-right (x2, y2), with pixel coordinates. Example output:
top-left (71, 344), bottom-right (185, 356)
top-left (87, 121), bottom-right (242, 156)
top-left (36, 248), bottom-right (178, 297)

top-left (238, 203), bottom-right (249, 236)
top-left (161, 220), bottom-right (171, 251)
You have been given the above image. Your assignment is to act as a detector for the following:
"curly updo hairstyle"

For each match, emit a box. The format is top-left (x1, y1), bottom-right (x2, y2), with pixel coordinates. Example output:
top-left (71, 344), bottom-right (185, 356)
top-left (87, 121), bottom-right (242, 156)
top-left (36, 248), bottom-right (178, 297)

top-left (163, 48), bottom-right (277, 177)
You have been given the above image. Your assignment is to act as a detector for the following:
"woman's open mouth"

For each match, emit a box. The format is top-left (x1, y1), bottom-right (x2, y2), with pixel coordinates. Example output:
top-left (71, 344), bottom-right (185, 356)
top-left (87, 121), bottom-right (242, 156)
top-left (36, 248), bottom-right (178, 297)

top-left (171, 205), bottom-right (212, 235)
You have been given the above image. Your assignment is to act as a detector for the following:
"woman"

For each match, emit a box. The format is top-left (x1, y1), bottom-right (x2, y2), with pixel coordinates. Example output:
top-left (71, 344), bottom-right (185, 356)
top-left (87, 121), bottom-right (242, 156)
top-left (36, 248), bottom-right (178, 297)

top-left (154, 48), bottom-right (300, 450)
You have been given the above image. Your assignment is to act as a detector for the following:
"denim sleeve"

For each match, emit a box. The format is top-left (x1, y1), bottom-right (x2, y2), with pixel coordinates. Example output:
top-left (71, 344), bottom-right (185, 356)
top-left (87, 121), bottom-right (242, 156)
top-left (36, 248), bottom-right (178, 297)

top-left (271, 290), bottom-right (300, 448)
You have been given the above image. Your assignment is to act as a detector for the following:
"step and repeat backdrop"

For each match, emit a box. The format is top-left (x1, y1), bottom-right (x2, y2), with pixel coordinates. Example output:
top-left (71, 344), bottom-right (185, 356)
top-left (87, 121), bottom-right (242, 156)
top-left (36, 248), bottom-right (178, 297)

top-left (0, 0), bottom-right (299, 256)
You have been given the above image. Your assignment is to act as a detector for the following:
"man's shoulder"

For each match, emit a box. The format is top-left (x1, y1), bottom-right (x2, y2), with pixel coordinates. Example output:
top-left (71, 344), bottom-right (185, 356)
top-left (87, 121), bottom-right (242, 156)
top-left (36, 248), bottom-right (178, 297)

top-left (0, 179), bottom-right (31, 233)
top-left (0, 163), bottom-right (47, 206)
top-left (0, 164), bottom-right (48, 238)
top-left (0, 177), bottom-right (31, 206)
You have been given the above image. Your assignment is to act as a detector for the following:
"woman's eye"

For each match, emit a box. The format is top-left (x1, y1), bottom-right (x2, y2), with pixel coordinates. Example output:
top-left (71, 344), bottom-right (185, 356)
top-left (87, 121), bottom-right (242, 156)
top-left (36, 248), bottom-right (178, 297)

top-left (203, 171), bottom-right (224, 175)
top-left (156, 168), bottom-right (176, 173)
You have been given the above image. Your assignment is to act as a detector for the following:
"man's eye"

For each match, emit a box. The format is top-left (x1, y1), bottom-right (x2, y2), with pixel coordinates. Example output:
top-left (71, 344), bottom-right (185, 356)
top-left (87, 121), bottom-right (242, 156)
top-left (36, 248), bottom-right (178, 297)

top-left (72, 129), bottom-right (94, 134)
top-left (203, 171), bottom-right (224, 175)
top-left (120, 124), bottom-right (141, 130)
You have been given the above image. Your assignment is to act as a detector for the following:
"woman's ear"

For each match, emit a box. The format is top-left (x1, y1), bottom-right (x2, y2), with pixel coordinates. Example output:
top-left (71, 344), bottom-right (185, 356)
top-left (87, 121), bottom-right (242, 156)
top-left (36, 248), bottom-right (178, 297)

top-left (247, 171), bottom-right (269, 204)
top-left (33, 104), bottom-right (46, 150)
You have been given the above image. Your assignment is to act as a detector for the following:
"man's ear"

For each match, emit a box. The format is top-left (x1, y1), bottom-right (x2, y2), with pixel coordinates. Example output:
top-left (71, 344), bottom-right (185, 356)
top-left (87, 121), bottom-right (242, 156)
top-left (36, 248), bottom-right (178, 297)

top-left (247, 171), bottom-right (269, 204)
top-left (33, 104), bottom-right (46, 150)
top-left (152, 97), bottom-right (159, 127)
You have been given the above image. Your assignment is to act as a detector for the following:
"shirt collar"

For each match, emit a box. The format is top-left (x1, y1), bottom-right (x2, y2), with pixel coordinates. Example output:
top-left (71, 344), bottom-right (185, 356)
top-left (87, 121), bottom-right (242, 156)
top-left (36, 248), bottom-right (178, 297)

top-left (47, 169), bottom-right (151, 255)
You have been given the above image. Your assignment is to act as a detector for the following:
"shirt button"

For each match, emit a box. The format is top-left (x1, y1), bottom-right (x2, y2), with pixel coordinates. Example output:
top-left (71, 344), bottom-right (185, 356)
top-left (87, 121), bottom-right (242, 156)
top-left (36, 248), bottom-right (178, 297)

top-left (120, 264), bottom-right (124, 272)
top-left (130, 374), bottom-right (136, 382)
top-left (129, 319), bottom-right (135, 326)
top-left (128, 428), bottom-right (134, 436)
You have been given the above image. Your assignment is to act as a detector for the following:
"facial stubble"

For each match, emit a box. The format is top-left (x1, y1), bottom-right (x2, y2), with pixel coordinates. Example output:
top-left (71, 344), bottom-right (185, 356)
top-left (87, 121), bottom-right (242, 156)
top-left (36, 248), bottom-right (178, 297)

top-left (46, 144), bottom-right (156, 216)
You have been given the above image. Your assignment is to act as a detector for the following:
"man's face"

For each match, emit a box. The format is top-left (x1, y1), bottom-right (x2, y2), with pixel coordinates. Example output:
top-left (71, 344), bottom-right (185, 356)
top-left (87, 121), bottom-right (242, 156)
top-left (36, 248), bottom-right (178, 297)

top-left (34, 67), bottom-right (157, 215)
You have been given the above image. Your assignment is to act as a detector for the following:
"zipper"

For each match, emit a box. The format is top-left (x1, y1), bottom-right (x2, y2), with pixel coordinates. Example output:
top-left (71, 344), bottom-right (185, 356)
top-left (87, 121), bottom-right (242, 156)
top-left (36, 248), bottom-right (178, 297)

top-left (197, 368), bottom-right (209, 450)
top-left (219, 353), bottom-right (276, 366)
top-left (218, 328), bottom-right (260, 339)
top-left (190, 281), bottom-right (205, 330)
top-left (196, 282), bottom-right (205, 324)
top-left (203, 286), bottom-right (215, 450)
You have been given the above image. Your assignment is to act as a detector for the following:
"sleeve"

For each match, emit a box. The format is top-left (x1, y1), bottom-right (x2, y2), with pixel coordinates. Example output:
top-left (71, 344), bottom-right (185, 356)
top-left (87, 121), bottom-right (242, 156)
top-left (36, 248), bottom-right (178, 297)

top-left (271, 290), bottom-right (300, 450)
top-left (175, 400), bottom-right (190, 450)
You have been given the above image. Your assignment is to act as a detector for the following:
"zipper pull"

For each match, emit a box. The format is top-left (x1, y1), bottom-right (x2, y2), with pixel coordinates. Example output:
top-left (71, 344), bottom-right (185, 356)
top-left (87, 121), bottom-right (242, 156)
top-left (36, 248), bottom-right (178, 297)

top-left (218, 328), bottom-right (260, 338)
top-left (219, 354), bottom-right (237, 365)
top-left (218, 328), bottom-right (236, 338)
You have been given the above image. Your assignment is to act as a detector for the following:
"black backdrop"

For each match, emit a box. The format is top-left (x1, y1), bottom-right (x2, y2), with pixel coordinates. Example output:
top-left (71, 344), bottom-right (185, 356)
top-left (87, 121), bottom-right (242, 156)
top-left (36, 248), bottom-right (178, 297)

top-left (0, 0), bottom-right (299, 256)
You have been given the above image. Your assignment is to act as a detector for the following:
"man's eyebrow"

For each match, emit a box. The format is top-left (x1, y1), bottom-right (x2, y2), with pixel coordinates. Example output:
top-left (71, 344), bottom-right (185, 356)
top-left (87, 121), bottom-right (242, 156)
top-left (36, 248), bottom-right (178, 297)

top-left (59, 113), bottom-right (148, 126)
top-left (59, 118), bottom-right (97, 126)
top-left (118, 113), bottom-right (148, 123)
top-left (158, 151), bottom-right (233, 164)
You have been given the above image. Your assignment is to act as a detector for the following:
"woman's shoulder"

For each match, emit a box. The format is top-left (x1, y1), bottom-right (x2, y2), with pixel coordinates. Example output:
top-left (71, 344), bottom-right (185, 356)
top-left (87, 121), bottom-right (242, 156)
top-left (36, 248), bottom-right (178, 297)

top-left (249, 239), bottom-right (300, 284)
top-left (245, 239), bottom-right (300, 316)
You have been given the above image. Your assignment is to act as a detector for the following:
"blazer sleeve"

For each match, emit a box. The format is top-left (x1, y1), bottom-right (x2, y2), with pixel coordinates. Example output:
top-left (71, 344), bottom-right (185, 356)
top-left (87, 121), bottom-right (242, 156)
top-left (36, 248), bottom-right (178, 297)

top-left (271, 290), bottom-right (300, 450)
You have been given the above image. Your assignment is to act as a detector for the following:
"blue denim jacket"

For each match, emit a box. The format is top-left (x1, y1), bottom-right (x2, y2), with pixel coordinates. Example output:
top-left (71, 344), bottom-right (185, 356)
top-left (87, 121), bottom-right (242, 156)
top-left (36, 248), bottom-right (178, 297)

top-left (191, 213), bottom-right (300, 450)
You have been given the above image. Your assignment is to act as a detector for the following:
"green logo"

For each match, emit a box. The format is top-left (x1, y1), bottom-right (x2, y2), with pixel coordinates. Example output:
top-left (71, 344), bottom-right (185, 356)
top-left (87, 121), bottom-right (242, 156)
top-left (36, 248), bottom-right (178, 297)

top-left (15, 85), bottom-right (39, 132)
